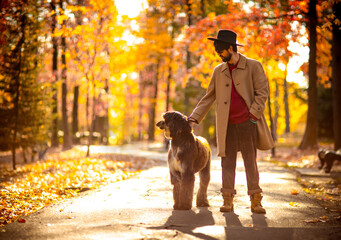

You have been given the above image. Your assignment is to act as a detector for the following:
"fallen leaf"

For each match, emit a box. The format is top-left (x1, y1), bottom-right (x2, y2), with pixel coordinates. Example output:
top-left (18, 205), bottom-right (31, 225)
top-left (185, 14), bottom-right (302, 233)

top-left (303, 219), bottom-right (322, 223)
top-left (289, 202), bottom-right (299, 207)
top-left (18, 218), bottom-right (26, 223)
top-left (291, 189), bottom-right (299, 195)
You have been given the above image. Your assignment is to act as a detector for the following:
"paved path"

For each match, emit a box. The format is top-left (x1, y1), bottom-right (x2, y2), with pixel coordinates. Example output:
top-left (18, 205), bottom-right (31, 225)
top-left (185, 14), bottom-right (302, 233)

top-left (1, 145), bottom-right (340, 240)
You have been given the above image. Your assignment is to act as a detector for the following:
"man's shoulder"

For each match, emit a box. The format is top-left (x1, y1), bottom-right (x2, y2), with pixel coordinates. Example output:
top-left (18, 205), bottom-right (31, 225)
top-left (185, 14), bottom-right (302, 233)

top-left (214, 62), bottom-right (226, 71)
top-left (243, 55), bottom-right (262, 66)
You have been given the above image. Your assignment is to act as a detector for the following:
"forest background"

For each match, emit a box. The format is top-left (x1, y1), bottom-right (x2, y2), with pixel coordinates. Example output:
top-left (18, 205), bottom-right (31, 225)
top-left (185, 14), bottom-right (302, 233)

top-left (0, 0), bottom-right (341, 170)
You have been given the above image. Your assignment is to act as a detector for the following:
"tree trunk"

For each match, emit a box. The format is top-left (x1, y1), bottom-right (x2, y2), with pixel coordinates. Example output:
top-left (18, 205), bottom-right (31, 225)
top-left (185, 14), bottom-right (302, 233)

top-left (283, 63), bottom-right (290, 133)
top-left (184, 0), bottom-right (192, 115)
top-left (60, 0), bottom-right (71, 150)
top-left (72, 85), bottom-right (79, 144)
top-left (166, 14), bottom-right (175, 112)
top-left (299, 0), bottom-right (318, 150)
top-left (138, 72), bottom-right (143, 141)
top-left (87, 82), bottom-right (96, 157)
top-left (274, 80), bottom-right (279, 138)
top-left (332, 2), bottom-right (341, 150)
top-left (200, 0), bottom-right (205, 18)
top-left (51, 0), bottom-right (59, 147)
top-left (148, 59), bottom-right (160, 141)
top-left (268, 86), bottom-right (276, 157)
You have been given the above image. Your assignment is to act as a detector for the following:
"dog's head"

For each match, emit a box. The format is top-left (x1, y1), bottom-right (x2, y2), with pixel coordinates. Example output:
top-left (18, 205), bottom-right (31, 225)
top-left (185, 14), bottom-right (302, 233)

top-left (156, 111), bottom-right (192, 139)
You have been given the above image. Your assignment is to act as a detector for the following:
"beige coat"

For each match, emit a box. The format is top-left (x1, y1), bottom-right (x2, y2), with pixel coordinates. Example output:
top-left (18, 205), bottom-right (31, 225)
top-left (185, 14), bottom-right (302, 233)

top-left (189, 54), bottom-right (274, 157)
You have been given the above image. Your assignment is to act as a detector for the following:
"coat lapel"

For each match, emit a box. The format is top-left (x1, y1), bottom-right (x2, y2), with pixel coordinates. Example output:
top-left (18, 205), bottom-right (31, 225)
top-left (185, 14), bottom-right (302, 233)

top-left (221, 54), bottom-right (247, 84)
top-left (232, 54), bottom-right (247, 86)
top-left (221, 62), bottom-right (231, 79)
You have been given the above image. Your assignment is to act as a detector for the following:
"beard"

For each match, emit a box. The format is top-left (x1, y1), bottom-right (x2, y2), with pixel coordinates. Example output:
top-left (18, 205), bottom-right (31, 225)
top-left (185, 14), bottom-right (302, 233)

top-left (221, 52), bottom-right (232, 62)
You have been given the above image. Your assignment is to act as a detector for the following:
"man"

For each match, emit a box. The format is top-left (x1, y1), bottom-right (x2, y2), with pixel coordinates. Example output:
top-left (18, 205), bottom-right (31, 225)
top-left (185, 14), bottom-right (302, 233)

top-left (188, 29), bottom-right (274, 214)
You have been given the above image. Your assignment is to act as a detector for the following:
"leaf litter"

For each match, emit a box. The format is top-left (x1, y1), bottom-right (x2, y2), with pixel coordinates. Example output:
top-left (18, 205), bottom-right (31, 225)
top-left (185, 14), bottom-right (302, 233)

top-left (0, 148), bottom-right (160, 227)
top-left (262, 146), bottom-right (341, 219)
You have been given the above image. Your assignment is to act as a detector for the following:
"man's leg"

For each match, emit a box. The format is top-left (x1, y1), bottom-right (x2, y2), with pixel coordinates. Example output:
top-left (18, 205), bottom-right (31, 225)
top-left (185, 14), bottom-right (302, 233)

top-left (220, 124), bottom-right (238, 212)
top-left (221, 124), bottom-right (238, 195)
top-left (239, 120), bottom-right (265, 213)
top-left (239, 121), bottom-right (262, 195)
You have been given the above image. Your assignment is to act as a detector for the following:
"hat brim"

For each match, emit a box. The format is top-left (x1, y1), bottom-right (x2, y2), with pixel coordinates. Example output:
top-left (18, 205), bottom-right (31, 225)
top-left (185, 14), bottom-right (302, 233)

top-left (207, 37), bottom-right (243, 46)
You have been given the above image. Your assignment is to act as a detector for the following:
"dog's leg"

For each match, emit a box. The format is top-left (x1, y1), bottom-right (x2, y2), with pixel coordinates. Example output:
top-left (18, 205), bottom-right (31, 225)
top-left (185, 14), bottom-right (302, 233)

top-left (170, 171), bottom-right (181, 209)
top-left (318, 150), bottom-right (326, 170)
top-left (178, 171), bottom-right (195, 210)
top-left (197, 159), bottom-right (210, 207)
top-left (325, 153), bottom-right (335, 173)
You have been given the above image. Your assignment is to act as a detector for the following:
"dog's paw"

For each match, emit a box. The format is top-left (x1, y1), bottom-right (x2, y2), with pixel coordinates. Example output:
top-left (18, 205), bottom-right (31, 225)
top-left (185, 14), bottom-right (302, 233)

top-left (196, 201), bottom-right (210, 207)
top-left (196, 195), bottom-right (209, 207)
top-left (196, 198), bottom-right (209, 207)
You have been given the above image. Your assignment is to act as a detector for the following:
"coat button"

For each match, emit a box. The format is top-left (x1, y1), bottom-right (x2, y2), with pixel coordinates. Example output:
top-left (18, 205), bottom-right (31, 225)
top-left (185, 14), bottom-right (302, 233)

top-left (226, 84), bottom-right (229, 87)
top-left (224, 102), bottom-right (227, 104)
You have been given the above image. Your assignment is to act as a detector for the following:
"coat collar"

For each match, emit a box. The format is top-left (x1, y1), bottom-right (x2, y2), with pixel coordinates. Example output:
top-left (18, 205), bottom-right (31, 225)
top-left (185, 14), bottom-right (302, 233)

top-left (221, 53), bottom-right (246, 72)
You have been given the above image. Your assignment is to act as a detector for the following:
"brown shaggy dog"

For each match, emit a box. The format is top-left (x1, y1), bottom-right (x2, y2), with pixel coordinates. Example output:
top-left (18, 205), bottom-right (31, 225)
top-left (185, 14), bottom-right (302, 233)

top-left (156, 111), bottom-right (211, 210)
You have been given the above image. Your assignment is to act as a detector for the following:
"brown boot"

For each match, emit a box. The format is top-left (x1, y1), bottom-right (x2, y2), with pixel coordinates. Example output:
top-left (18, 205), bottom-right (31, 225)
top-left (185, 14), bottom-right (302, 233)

top-left (220, 192), bottom-right (234, 212)
top-left (250, 193), bottom-right (266, 214)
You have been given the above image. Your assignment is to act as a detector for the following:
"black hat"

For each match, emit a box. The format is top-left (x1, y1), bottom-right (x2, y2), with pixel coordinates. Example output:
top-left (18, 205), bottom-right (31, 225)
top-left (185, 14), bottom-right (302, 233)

top-left (207, 29), bottom-right (243, 46)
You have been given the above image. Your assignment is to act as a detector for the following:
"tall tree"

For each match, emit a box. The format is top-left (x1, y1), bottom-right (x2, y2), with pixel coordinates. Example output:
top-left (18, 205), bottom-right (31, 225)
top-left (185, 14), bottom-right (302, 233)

top-left (60, 0), bottom-right (72, 150)
top-left (135, 0), bottom-right (173, 140)
top-left (299, 0), bottom-right (318, 149)
top-left (50, 0), bottom-right (59, 147)
top-left (148, 59), bottom-right (161, 141)
top-left (332, 1), bottom-right (341, 150)
top-left (183, 0), bottom-right (193, 115)
top-left (283, 62), bottom-right (290, 133)
top-left (0, 0), bottom-right (51, 169)
top-left (72, 86), bottom-right (79, 143)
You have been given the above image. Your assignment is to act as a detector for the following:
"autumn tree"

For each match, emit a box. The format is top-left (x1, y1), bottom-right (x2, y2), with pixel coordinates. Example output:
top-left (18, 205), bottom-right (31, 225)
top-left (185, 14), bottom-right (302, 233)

top-left (0, 0), bottom-right (51, 169)
top-left (331, 1), bottom-right (341, 150)
top-left (60, 0), bottom-right (72, 150)
top-left (59, 0), bottom-right (126, 152)
top-left (50, 0), bottom-right (59, 147)
top-left (135, 0), bottom-right (174, 140)
top-left (298, 0), bottom-right (318, 149)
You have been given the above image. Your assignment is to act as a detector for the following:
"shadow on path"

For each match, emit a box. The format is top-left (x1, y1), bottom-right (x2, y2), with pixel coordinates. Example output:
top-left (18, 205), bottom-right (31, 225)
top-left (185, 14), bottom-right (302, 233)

top-left (149, 207), bottom-right (218, 240)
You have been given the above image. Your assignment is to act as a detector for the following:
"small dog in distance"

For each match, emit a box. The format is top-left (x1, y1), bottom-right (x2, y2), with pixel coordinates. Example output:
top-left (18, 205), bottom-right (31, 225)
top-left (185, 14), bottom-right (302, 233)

top-left (318, 149), bottom-right (341, 173)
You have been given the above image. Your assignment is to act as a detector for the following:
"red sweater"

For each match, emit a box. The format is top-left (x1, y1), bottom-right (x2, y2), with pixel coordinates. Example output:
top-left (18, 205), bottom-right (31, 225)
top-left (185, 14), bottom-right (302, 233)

top-left (228, 62), bottom-right (254, 124)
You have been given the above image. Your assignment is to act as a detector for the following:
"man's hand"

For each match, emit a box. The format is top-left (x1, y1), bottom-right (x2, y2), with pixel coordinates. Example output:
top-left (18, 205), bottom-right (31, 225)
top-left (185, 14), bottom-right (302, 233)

top-left (189, 121), bottom-right (196, 127)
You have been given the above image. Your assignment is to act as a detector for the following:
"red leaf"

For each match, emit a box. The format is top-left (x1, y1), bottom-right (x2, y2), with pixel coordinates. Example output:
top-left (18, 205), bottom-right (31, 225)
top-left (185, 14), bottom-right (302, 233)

top-left (18, 219), bottom-right (26, 223)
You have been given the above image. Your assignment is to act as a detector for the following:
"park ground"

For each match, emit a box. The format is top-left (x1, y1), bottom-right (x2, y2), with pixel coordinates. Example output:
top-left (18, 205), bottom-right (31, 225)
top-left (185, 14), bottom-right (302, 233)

top-left (0, 142), bottom-right (340, 239)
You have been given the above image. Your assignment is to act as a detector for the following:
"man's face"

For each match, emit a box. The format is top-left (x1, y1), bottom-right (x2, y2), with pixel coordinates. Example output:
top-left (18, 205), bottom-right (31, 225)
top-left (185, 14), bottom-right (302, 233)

top-left (216, 49), bottom-right (232, 63)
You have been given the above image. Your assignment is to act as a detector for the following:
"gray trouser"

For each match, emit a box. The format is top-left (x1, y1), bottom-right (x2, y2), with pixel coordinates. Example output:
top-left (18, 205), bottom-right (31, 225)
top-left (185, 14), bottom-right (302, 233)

top-left (221, 120), bottom-right (262, 195)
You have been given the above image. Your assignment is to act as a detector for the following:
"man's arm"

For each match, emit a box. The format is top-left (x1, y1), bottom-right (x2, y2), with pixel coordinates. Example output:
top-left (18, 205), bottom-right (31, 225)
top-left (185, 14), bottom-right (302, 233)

top-left (188, 69), bottom-right (217, 124)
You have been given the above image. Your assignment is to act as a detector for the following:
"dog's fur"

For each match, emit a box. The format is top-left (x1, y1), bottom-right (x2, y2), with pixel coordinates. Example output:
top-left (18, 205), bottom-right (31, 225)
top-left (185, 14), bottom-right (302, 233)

top-left (318, 149), bottom-right (341, 173)
top-left (156, 111), bottom-right (211, 210)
